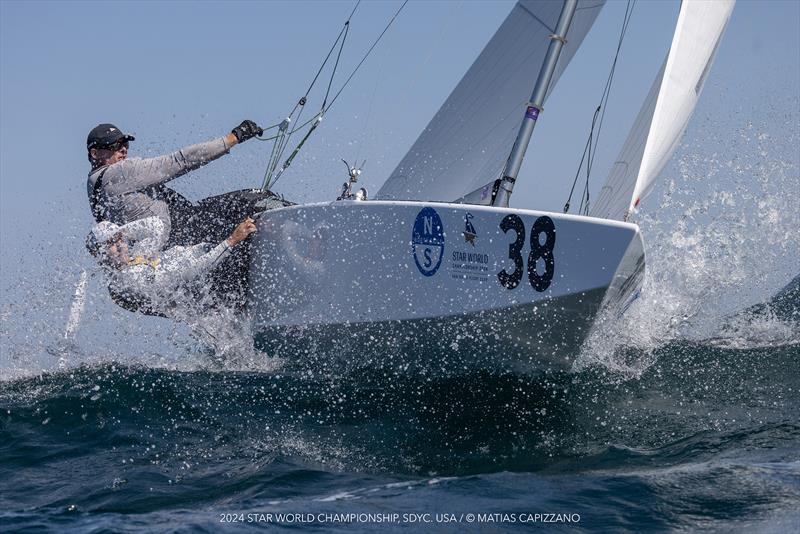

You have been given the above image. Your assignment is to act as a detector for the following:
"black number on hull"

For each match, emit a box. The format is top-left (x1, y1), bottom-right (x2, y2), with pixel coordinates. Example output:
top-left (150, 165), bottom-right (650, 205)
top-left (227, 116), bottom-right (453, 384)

top-left (497, 215), bottom-right (556, 291)
top-left (528, 216), bottom-right (556, 292)
top-left (497, 214), bottom-right (525, 289)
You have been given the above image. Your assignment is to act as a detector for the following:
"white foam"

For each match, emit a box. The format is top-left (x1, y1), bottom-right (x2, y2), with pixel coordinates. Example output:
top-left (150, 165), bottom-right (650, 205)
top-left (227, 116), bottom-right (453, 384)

top-left (575, 106), bottom-right (800, 377)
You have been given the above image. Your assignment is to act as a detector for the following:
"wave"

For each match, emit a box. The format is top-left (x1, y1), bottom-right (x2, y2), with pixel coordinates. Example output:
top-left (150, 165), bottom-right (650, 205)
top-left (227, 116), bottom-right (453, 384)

top-left (704, 276), bottom-right (799, 349)
top-left (576, 108), bottom-right (800, 376)
top-left (3, 340), bottom-right (797, 476)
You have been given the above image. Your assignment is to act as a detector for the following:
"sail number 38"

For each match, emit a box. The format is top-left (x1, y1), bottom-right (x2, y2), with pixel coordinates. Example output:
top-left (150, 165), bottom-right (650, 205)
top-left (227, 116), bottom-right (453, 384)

top-left (497, 214), bottom-right (556, 292)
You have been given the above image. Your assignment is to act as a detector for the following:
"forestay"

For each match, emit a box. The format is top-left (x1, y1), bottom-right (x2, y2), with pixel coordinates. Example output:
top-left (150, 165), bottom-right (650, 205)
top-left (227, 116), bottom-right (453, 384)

top-left (377, 0), bottom-right (605, 203)
top-left (591, 0), bottom-right (735, 221)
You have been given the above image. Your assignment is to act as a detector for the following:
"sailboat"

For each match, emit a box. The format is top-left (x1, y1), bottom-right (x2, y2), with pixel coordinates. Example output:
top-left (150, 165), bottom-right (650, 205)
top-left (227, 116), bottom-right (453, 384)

top-left (246, 0), bottom-right (735, 372)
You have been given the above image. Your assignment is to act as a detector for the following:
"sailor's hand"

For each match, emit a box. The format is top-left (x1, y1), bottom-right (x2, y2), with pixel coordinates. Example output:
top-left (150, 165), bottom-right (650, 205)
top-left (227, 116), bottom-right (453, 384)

top-left (231, 120), bottom-right (263, 143)
top-left (226, 217), bottom-right (257, 247)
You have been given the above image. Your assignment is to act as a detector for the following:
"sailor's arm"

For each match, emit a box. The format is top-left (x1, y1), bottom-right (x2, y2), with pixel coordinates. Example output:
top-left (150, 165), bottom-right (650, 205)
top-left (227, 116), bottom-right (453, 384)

top-left (101, 136), bottom-right (234, 195)
top-left (170, 218), bottom-right (257, 283)
top-left (175, 241), bottom-right (234, 284)
top-left (101, 121), bottom-right (263, 195)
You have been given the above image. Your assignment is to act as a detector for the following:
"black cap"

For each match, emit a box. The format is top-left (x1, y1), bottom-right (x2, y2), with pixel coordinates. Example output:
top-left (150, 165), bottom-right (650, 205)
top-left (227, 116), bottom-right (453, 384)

top-left (87, 123), bottom-right (135, 150)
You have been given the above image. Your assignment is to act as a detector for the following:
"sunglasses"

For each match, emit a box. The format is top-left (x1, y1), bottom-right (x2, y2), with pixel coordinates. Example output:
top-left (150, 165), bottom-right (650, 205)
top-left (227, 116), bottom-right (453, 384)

top-left (98, 140), bottom-right (129, 152)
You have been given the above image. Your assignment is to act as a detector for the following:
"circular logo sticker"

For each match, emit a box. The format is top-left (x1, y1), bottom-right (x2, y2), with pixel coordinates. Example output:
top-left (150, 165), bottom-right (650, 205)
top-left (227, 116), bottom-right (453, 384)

top-left (412, 207), bottom-right (445, 277)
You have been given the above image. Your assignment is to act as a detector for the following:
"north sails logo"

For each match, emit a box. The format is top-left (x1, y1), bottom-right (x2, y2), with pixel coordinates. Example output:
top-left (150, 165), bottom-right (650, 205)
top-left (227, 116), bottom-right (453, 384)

top-left (463, 212), bottom-right (477, 246)
top-left (412, 207), bottom-right (444, 277)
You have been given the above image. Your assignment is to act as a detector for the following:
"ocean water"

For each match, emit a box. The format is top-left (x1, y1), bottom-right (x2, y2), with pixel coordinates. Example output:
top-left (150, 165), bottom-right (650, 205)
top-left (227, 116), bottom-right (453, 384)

top-left (1, 336), bottom-right (799, 532)
top-left (2, 104), bottom-right (799, 532)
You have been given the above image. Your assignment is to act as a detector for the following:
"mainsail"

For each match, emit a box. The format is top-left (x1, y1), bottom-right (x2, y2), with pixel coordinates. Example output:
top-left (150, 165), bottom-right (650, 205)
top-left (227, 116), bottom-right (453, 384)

top-left (377, 0), bottom-right (605, 202)
top-left (591, 0), bottom-right (735, 221)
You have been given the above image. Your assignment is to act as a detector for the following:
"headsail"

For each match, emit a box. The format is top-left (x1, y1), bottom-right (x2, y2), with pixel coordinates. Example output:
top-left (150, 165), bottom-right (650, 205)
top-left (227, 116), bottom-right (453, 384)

top-left (591, 0), bottom-right (735, 221)
top-left (377, 0), bottom-right (605, 203)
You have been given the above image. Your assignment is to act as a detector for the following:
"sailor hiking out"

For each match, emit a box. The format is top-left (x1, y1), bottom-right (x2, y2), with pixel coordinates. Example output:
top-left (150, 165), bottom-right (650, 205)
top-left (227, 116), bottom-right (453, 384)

top-left (86, 120), bottom-right (263, 247)
top-left (86, 216), bottom-right (257, 317)
top-left (85, 120), bottom-right (294, 314)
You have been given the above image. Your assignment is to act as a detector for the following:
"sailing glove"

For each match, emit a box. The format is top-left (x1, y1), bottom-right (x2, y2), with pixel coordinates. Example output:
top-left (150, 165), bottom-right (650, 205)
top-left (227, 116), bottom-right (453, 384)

top-left (231, 120), bottom-right (263, 143)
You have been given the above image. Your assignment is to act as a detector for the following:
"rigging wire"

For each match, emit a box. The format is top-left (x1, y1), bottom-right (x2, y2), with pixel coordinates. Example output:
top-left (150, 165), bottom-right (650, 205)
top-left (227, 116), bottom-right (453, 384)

top-left (322, 0), bottom-right (409, 114)
top-left (263, 0), bottom-right (409, 190)
top-left (273, 5), bottom-right (355, 171)
top-left (275, 0), bottom-right (361, 125)
top-left (564, 0), bottom-right (636, 215)
top-left (322, 15), bottom-right (351, 110)
top-left (578, 120), bottom-right (593, 214)
top-left (564, 105), bottom-right (600, 214)
top-left (267, 6), bottom-right (353, 184)
top-left (354, 66), bottom-right (381, 169)
top-left (278, 0), bottom-right (409, 138)
top-left (298, 6), bottom-right (355, 114)
top-left (583, 0), bottom-right (636, 215)
top-left (259, 1), bottom-right (361, 190)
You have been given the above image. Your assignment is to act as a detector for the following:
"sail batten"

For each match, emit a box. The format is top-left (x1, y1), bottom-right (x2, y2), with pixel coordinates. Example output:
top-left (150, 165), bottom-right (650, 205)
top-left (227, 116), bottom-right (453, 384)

top-left (591, 0), bottom-right (735, 221)
top-left (377, 0), bottom-right (605, 203)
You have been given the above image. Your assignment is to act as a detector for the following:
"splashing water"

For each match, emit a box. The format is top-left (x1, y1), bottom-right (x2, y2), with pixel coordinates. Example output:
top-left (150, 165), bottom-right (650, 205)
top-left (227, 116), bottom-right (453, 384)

top-left (182, 306), bottom-right (285, 373)
top-left (577, 104), bottom-right (800, 377)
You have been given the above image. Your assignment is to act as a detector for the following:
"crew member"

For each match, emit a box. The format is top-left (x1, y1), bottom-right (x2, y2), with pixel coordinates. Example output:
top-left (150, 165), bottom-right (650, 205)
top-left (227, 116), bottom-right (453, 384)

top-left (86, 120), bottom-right (263, 247)
top-left (87, 216), bottom-right (257, 317)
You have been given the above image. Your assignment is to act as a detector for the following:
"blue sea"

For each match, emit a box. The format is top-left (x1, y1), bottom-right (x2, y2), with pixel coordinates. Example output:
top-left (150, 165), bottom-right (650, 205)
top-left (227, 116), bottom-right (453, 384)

top-left (2, 283), bottom-right (799, 532)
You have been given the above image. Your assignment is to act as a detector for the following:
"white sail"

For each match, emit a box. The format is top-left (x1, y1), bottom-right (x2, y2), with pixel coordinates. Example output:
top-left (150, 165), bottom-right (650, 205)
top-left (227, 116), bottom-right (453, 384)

top-left (591, 0), bottom-right (735, 221)
top-left (377, 0), bottom-right (605, 203)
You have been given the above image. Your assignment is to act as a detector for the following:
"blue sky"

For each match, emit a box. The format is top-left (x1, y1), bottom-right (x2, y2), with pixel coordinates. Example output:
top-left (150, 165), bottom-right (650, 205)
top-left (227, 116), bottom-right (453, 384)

top-left (1, 0), bottom-right (798, 314)
top-left (1, 0), bottom-right (797, 207)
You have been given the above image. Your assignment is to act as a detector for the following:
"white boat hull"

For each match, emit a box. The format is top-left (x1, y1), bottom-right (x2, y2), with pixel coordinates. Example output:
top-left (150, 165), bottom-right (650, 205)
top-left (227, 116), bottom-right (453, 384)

top-left (248, 200), bottom-right (644, 373)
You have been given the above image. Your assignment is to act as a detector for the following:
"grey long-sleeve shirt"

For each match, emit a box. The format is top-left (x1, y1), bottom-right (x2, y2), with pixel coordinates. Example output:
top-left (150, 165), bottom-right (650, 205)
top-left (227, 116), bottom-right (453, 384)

top-left (87, 136), bottom-right (233, 238)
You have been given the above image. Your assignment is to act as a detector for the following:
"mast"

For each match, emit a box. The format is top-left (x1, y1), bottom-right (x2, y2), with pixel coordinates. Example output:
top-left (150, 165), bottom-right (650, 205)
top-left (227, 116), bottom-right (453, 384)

top-left (493, 0), bottom-right (578, 208)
